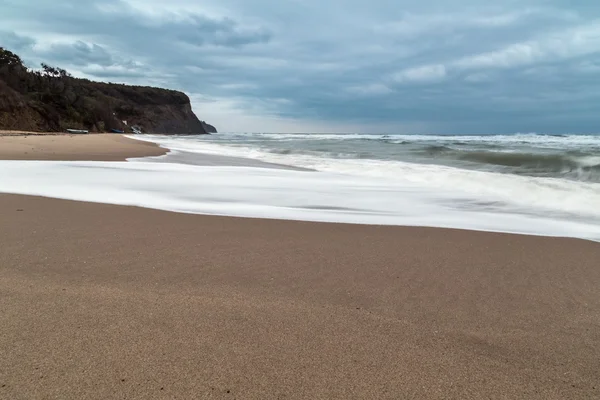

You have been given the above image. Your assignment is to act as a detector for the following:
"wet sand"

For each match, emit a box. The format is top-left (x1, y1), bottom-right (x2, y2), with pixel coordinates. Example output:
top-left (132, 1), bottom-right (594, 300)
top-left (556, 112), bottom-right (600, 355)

top-left (148, 149), bottom-right (311, 170)
top-left (0, 134), bottom-right (599, 399)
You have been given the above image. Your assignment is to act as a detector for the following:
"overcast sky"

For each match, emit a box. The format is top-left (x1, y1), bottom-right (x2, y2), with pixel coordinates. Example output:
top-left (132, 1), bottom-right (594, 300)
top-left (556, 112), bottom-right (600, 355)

top-left (2, 0), bottom-right (599, 133)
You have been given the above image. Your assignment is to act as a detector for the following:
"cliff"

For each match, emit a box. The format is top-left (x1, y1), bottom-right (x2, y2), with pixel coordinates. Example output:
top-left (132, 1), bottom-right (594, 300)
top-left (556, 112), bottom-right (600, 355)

top-left (0, 48), bottom-right (214, 134)
top-left (201, 121), bottom-right (218, 133)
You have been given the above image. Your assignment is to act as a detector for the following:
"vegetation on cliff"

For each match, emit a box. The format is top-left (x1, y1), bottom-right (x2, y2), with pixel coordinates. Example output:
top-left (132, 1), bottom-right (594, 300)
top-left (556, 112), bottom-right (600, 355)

top-left (0, 47), bottom-right (212, 134)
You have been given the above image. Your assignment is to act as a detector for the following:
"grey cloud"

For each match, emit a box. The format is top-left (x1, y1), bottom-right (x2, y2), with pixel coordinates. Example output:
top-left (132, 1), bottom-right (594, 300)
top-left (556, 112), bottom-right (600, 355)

top-left (82, 66), bottom-right (151, 79)
top-left (0, 31), bottom-right (35, 50)
top-left (175, 16), bottom-right (272, 48)
top-left (45, 41), bottom-right (115, 66)
top-left (2, 0), bottom-right (272, 50)
top-left (1, 0), bottom-right (600, 133)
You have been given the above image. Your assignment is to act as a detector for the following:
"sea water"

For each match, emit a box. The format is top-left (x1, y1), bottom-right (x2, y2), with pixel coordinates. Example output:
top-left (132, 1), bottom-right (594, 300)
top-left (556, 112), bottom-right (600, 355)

top-left (141, 132), bottom-right (600, 182)
top-left (0, 132), bottom-right (599, 240)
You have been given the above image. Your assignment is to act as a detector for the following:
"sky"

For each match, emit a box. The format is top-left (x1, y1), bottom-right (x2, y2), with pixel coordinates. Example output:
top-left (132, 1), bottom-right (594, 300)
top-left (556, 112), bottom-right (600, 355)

top-left (1, 0), bottom-right (600, 134)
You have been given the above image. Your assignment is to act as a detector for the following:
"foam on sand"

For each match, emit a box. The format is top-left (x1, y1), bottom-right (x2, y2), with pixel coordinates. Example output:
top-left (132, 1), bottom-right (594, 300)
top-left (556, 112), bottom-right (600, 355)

top-left (1, 160), bottom-right (599, 241)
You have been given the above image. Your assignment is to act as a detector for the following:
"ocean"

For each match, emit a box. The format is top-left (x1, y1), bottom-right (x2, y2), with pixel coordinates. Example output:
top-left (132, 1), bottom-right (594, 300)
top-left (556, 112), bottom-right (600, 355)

top-left (1, 132), bottom-right (599, 240)
top-left (147, 132), bottom-right (600, 182)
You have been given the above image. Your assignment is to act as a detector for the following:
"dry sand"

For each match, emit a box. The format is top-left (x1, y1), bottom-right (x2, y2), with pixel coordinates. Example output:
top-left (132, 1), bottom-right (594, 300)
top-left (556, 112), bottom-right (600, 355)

top-left (0, 133), bottom-right (166, 161)
top-left (0, 135), bottom-right (599, 399)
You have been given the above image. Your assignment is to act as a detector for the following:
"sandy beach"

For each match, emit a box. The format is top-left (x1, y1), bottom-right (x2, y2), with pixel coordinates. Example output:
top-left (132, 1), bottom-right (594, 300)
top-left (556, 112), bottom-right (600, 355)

top-left (1, 134), bottom-right (599, 399)
top-left (0, 133), bottom-right (166, 161)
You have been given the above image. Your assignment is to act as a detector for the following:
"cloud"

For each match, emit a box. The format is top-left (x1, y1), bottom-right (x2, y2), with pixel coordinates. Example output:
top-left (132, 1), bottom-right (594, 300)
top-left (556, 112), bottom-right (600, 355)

top-left (80, 64), bottom-right (152, 79)
top-left (149, 15), bottom-right (272, 48)
top-left (392, 65), bottom-right (447, 84)
top-left (1, 0), bottom-right (599, 133)
top-left (463, 72), bottom-right (491, 83)
top-left (347, 83), bottom-right (393, 96)
top-left (0, 31), bottom-right (35, 50)
top-left (454, 22), bottom-right (600, 70)
top-left (43, 41), bottom-right (115, 66)
top-left (377, 9), bottom-right (538, 38)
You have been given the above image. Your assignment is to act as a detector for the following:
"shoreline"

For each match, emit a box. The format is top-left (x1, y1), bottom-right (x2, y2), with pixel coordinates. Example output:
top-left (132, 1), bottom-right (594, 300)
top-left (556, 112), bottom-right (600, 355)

top-left (1, 133), bottom-right (599, 241)
top-left (126, 134), bottom-right (312, 170)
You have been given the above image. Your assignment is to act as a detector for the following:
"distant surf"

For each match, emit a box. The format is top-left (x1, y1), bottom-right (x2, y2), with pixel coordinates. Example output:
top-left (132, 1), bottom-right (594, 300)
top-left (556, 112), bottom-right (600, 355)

top-left (139, 132), bottom-right (600, 182)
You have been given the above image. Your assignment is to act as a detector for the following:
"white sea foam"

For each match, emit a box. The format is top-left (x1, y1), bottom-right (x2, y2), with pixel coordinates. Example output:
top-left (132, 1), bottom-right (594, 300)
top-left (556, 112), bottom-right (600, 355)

top-left (1, 160), bottom-right (599, 241)
top-left (131, 135), bottom-right (600, 221)
top-left (152, 132), bottom-right (600, 147)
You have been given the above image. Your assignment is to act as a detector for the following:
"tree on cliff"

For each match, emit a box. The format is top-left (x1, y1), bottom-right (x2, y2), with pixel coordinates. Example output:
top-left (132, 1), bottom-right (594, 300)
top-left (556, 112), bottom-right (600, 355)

top-left (0, 47), bottom-right (24, 68)
top-left (41, 63), bottom-right (71, 79)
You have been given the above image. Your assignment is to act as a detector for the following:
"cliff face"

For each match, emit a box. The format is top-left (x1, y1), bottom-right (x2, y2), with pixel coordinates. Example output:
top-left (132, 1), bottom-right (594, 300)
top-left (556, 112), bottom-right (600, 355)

top-left (0, 48), bottom-right (214, 134)
top-left (201, 121), bottom-right (218, 133)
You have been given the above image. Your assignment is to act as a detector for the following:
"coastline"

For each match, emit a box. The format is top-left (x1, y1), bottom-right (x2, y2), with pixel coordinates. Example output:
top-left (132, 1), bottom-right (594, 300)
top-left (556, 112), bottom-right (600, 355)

top-left (1, 133), bottom-right (600, 399)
